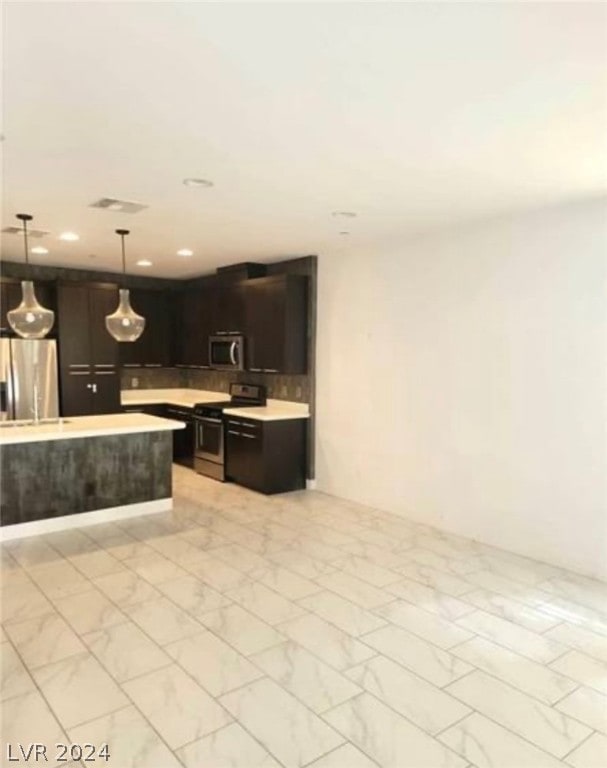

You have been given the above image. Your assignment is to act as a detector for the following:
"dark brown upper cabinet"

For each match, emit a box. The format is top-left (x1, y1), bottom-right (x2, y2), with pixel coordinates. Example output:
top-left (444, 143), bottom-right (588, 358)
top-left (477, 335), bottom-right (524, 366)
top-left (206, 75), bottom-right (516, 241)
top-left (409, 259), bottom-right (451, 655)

top-left (212, 279), bottom-right (247, 336)
top-left (1, 277), bottom-right (57, 336)
top-left (175, 281), bottom-right (216, 368)
top-left (120, 289), bottom-right (172, 368)
top-left (57, 282), bottom-right (120, 416)
top-left (245, 274), bottom-right (308, 374)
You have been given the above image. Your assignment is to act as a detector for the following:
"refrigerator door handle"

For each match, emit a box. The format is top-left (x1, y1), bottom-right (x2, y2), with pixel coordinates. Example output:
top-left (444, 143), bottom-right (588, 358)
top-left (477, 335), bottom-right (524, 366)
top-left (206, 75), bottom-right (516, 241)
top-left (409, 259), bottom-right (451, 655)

top-left (1, 339), bottom-right (15, 420)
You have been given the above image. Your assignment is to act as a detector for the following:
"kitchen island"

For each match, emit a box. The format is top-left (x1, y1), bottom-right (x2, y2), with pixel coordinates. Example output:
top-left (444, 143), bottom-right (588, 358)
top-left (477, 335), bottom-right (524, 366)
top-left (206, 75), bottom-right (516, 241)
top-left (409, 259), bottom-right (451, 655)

top-left (0, 413), bottom-right (184, 539)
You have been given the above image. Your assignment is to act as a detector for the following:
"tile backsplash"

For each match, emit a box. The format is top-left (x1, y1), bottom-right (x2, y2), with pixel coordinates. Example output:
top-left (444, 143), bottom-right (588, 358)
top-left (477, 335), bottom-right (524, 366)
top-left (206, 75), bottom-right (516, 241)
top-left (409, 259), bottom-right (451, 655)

top-left (120, 367), bottom-right (310, 403)
top-left (121, 367), bottom-right (186, 390)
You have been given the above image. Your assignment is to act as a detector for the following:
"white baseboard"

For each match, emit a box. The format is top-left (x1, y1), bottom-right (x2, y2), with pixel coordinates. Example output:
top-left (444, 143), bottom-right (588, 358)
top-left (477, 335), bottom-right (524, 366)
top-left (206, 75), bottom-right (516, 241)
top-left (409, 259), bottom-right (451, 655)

top-left (306, 478), bottom-right (317, 490)
top-left (0, 498), bottom-right (173, 541)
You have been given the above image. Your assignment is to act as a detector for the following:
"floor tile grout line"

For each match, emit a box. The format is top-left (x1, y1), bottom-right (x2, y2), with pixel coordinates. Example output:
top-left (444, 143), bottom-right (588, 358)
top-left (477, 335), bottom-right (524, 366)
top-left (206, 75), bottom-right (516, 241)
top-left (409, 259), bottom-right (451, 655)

top-left (450, 590), bottom-right (569, 632)
top-left (547, 652), bottom-right (607, 695)
top-left (444, 658), bottom-right (589, 710)
top-left (559, 728), bottom-right (599, 761)
top-left (320, 682), bottom-right (468, 744)
top-left (302, 740), bottom-right (380, 768)
top-left (447, 630), bottom-right (591, 678)
top-left (174, 703), bottom-right (290, 768)
top-left (446, 620), bottom-right (573, 666)
top-left (216, 674), bottom-right (350, 767)
top-left (373, 596), bottom-right (480, 633)
top-left (550, 690), bottom-right (607, 734)
top-left (4, 634), bottom-right (73, 746)
top-left (442, 672), bottom-right (594, 760)
top-left (432, 709), bottom-right (476, 739)
top-left (0, 634), bottom-right (38, 703)
top-left (355, 615), bottom-right (479, 659)
top-left (539, 619), bottom-right (565, 634)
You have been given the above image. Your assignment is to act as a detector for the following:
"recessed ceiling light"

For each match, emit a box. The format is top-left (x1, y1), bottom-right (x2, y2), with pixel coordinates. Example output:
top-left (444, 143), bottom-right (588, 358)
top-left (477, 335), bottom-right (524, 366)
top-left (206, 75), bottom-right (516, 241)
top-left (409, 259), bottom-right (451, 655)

top-left (177, 249), bottom-right (193, 257)
top-left (59, 231), bottom-right (79, 241)
top-left (332, 211), bottom-right (357, 218)
top-left (136, 259), bottom-right (153, 267)
top-left (339, 231), bottom-right (350, 236)
top-left (108, 203), bottom-right (123, 211)
top-left (31, 246), bottom-right (49, 255)
top-left (183, 178), bottom-right (214, 188)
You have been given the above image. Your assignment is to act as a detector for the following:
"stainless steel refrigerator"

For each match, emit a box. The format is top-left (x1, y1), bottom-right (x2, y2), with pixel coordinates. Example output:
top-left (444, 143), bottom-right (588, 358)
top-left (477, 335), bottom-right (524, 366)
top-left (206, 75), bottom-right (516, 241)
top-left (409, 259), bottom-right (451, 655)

top-left (0, 338), bottom-right (59, 421)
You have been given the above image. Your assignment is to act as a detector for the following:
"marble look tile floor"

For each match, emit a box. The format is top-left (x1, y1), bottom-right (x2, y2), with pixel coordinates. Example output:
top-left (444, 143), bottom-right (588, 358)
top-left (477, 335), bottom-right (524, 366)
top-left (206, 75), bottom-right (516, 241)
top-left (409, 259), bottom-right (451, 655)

top-left (1, 464), bottom-right (607, 768)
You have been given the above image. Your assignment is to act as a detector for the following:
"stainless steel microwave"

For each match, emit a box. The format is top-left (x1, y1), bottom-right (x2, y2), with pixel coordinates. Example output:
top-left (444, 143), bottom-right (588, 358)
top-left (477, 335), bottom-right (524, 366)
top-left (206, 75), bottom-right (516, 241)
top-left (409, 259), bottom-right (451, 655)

top-left (208, 335), bottom-right (245, 370)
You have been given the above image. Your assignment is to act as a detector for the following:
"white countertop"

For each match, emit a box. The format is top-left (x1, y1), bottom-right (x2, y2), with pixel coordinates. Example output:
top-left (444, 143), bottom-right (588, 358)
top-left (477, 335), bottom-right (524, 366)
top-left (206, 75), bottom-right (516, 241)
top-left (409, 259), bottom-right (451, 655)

top-left (0, 413), bottom-right (185, 446)
top-left (121, 388), bottom-right (310, 421)
top-left (223, 401), bottom-right (310, 421)
top-left (121, 388), bottom-right (227, 409)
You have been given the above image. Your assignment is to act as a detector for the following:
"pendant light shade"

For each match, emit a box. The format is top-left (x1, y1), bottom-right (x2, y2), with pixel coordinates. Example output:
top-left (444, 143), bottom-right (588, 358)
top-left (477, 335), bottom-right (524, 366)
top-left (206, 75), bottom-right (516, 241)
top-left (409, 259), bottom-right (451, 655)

top-left (105, 229), bottom-right (146, 342)
top-left (105, 288), bottom-right (145, 342)
top-left (7, 214), bottom-right (55, 339)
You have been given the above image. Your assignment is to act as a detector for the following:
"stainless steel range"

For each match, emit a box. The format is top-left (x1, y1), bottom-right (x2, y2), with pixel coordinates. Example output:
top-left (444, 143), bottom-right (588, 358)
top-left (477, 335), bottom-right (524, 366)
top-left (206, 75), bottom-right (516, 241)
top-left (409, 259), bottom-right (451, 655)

top-left (193, 383), bottom-right (266, 481)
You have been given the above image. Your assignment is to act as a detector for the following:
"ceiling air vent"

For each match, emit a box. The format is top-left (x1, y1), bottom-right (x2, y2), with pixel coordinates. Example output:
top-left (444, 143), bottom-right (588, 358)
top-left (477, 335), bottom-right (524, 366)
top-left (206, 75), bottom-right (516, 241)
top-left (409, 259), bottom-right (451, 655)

top-left (90, 197), bottom-right (148, 214)
top-left (2, 226), bottom-right (49, 238)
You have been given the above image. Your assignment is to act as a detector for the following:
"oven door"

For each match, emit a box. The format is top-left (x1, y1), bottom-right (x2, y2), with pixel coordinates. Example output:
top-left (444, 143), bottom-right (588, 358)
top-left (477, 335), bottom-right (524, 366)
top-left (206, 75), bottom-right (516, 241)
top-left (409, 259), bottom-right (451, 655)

top-left (194, 415), bottom-right (224, 466)
top-left (209, 335), bottom-right (245, 371)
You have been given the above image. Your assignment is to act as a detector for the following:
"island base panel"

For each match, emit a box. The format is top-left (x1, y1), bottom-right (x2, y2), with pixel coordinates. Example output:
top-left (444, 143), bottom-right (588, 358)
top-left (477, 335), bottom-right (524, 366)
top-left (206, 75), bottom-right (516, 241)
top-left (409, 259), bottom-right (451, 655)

top-left (1, 431), bottom-right (172, 528)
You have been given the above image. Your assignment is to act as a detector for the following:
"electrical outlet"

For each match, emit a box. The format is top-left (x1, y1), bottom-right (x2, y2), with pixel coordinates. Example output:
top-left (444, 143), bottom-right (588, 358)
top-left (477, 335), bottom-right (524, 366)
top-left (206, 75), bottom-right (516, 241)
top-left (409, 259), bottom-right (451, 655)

top-left (131, 377), bottom-right (139, 388)
top-left (295, 386), bottom-right (302, 399)
top-left (281, 385), bottom-right (288, 397)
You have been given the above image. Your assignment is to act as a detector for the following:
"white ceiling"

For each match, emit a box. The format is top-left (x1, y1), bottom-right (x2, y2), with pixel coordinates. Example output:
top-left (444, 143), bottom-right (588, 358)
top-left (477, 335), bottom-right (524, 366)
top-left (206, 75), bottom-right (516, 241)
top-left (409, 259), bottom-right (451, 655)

top-left (2, 1), bottom-right (606, 278)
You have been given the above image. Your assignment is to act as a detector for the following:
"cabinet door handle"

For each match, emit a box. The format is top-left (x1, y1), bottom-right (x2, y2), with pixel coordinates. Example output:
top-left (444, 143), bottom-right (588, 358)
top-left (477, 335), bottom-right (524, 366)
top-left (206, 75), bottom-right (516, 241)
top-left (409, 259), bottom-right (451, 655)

top-left (241, 433), bottom-right (257, 439)
top-left (68, 364), bottom-right (90, 369)
top-left (69, 371), bottom-right (89, 376)
top-left (227, 430), bottom-right (241, 436)
top-left (86, 383), bottom-right (98, 393)
top-left (249, 368), bottom-right (262, 372)
top-left (94, 364), bottom-right (115, 368)
top-left (263, 369), bottom-right (279, 373)
top-left (94, 371), bottom-right (115, 376)
top-left (123, 364), bottom-right (141, 368)
top-left (144, 364), bottom-right (162, 368)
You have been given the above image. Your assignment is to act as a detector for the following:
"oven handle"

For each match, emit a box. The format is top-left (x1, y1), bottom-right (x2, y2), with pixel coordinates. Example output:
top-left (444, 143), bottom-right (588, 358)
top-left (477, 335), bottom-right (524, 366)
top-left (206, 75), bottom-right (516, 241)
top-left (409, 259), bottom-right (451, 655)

top-left (195, 416), bottom-right (222, 424)
top-left (229, 341), bottom-right (237, 366)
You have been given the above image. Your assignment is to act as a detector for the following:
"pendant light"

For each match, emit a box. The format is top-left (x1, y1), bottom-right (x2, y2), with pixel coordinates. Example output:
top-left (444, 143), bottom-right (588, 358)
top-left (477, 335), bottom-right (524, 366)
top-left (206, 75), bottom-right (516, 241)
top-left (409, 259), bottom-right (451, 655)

top-left (7, 214), bottom-right (55, 339)
top-left (105, 229), bottom-right (146, 342)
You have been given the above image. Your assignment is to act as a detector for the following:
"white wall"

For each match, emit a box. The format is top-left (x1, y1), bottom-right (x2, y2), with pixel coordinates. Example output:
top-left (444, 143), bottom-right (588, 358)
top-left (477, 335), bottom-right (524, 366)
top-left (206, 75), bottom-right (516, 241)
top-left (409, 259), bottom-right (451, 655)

top-left (316, 198), bottom-right (607, 581)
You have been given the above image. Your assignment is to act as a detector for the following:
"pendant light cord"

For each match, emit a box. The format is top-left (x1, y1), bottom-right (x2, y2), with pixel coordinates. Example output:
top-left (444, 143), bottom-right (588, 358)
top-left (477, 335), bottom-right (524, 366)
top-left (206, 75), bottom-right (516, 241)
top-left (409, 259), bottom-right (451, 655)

top-left (23, 219), bottom-right (30, 266)
top-left (116, 228), bottom-right (130, 284)
top-left (16, 213), bottom-right (33, 266)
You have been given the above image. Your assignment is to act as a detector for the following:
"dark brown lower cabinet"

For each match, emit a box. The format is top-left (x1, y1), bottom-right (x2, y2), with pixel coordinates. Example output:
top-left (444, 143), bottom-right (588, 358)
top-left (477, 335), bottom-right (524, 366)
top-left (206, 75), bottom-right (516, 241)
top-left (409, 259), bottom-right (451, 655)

top-left (123, 403), bottom-right (194, 467)
top-left (225, 417), bottom-right (306, 494)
